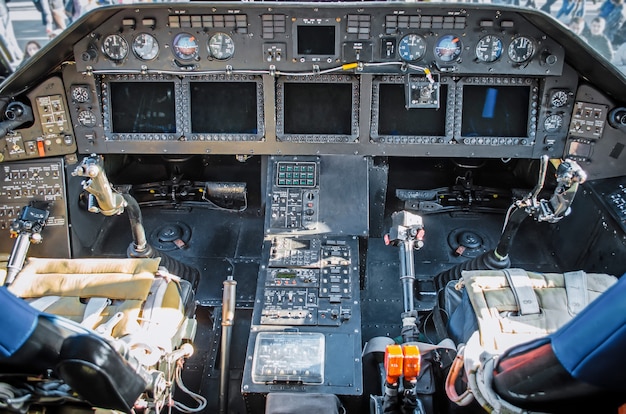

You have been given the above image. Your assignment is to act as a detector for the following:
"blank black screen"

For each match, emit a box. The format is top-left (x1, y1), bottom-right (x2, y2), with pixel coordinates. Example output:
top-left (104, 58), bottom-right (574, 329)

top-left (461, 85), bottom-right (530, 137)
top-left (378, 83), bottom-right (447, 136)
top-left (110, 82), bottom-right (176, 133)
top-left (191, 82), bottom-right (258, 134)
top-left (297, 25), bottom-right (336, 55)
top-left (283, 83), bottom-right (352, 135)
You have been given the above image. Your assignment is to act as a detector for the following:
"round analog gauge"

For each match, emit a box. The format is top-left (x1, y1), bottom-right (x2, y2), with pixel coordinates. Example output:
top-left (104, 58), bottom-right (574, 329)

top-left (544, 114), bottom-right (563, 132)
top-left (77, 110), bottom-right (97, 128)
top-left (435, 35), bottom-right (462, 62)
top-left (172, 33), bottom-right (199, 60)
top-left (208, 32), bottom-right (235, 60)
top-left (132, 33), bottom-right (159, 61)
top-left (508, 36), bottom-right (535, 63)
top-left (398, 34), bottom-right (427, 62)
top-left (550, 90), bottom-right (569, 108)
top-left (475, 35), bottom-right (503, 63)
top-left (101, 34), bottom-right (129, 61)
top-left (71, 85), bottom-right (90, 103)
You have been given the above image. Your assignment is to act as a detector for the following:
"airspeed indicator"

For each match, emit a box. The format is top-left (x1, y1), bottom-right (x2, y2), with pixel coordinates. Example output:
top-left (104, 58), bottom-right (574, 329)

top-left (475, 35), bottom-right (503, 63)
top-left (133, 33), bottom-right (159, 61)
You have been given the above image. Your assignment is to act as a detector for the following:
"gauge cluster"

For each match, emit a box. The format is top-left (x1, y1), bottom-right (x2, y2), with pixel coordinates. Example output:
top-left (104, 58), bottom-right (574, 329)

top-left (62, 3), bottom-right (578, 160)
top-left (73, 4), bottom-right (564, 76)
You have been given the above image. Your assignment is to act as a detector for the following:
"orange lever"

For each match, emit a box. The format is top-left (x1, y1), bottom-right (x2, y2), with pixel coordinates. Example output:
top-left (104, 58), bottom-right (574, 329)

top-left (384, 344), bottom-right (403, 385)
top-left (402, 344), bottom-right (421, 381)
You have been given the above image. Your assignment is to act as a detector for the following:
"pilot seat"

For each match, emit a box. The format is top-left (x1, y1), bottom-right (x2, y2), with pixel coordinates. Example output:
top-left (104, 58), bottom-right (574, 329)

top-left (446, 269), bottom-right (626, 413)
top-left (491, 272), bottom-right (626, 413)
top-left (0, 257), bottom-right (199, 413)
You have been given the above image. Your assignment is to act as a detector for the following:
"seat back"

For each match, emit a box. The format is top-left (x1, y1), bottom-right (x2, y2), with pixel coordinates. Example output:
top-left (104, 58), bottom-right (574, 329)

top-left (492, 274), bottom-right (626, 411)
top-left (8, 257), bottom-right (196, 366)
top-left (0, 287), bottom-right (149, 412)
top-left (1, 257), bottom-right (197, 413)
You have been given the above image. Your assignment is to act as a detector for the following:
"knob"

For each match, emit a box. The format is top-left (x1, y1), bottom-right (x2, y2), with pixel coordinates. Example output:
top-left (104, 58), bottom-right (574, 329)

top-left (82, 47), bottom-right (97, 62)
top-left (542, 51), bottom-right (558, 65)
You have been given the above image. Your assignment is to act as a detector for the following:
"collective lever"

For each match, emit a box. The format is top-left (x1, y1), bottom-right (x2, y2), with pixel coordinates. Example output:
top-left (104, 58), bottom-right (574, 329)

top-left (385, 210), bottom-right (425, 343)
top-left (5, 203), bottom-right (49, 285)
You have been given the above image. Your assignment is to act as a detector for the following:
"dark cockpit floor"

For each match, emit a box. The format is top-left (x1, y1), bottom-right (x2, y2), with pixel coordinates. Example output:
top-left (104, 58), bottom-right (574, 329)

top-left (88, 200), bottom-right (561, 413)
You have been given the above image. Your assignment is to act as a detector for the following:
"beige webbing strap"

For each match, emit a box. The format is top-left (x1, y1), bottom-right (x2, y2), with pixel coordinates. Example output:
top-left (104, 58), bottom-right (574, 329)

top-left (503, 268), bottom-right (540, 315)
top-left (81, 297), bottom-right (110, 329)
top-left (142, 277), bottom-right (169, 326)
top-left (28, 296), bottom-right (61, 312)
top-left (564, 270), bottom-right (589, 316)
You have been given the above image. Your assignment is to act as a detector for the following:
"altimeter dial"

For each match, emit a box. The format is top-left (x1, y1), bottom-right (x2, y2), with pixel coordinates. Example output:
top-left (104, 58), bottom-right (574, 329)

top-left (102, 34), bottom-right (129, 61)
top-left (508, 36), bottom-right (535, 63)
top-left (133, 33), bottom-right (159, 61)
top-left (71, 85), bottom-right (90, 103)
top-left (550, 90), bottom-right (569, 108)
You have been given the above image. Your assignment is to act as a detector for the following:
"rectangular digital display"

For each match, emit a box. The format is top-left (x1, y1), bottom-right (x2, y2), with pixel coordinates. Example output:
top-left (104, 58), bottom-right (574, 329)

top-left (461, 85), bottom-right (530, 137)
top-left (252, 332), bottom-right (324, 384)
top-left (190, 82), bottom-right (258, 134)
top-left (109, 82), bottom-right (176, 134)
top-left (568, 140), bottom-right (592, 158)
top-left (283, 83), bottom-right (352, 135)
top-left (297, 25), bottom-right (336, 55)
top-left (378, 83), bottom-right (448, 136)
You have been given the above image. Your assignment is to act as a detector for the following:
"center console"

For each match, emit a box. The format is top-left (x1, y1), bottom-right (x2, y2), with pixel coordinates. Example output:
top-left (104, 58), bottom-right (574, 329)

top-left (242, 156), bottom-right (368, 409)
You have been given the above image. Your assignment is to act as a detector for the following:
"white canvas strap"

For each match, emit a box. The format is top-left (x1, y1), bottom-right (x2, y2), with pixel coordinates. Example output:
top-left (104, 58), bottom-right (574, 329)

top-left (142, 277), bottom-right (170, 327)
top-left (564, 270), bottom-right (589, 316)
top-left (81, 297), bottom-right (110, 329)
top-left (28, 296), bottom-right (61, 312)
top-left (503, 268), bottom-right (540, 315)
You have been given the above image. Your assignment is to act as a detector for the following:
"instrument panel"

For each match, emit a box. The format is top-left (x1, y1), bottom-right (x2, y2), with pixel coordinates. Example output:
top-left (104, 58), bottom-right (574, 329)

top-left (16, 3), bottom-right (587, 159)
top-left (73, 4), bottom-right (564, 75)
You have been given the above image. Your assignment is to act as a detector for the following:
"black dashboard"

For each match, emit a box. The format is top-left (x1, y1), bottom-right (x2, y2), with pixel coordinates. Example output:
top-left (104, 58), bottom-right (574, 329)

top-left (0, 2), bottom-right (625, 179)
top-left (1, 5), bottom-right (626, 412)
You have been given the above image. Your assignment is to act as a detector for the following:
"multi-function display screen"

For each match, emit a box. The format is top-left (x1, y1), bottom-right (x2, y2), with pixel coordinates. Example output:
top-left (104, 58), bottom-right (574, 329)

top-left (377, 83), bottom-right (448, 137)
top-left (461, 85), bottom-right (530, 137)
top-left (109, 82), bottom-right (176, 134)
top-left (190, 82), bottom-right (258, 134)
top-left (283, 82), bottom-right (353, 135)
top-left (296, 25), bottom-right (336, 55)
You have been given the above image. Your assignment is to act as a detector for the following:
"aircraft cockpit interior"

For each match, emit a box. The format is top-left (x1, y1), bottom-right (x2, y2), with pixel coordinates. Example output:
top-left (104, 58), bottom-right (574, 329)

top-left (0, 1), bottom-right (625, 413)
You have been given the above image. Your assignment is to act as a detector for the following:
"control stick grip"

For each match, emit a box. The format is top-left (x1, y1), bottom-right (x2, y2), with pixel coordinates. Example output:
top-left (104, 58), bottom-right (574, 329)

top-left (72, 155), bottom-right (126, 216)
